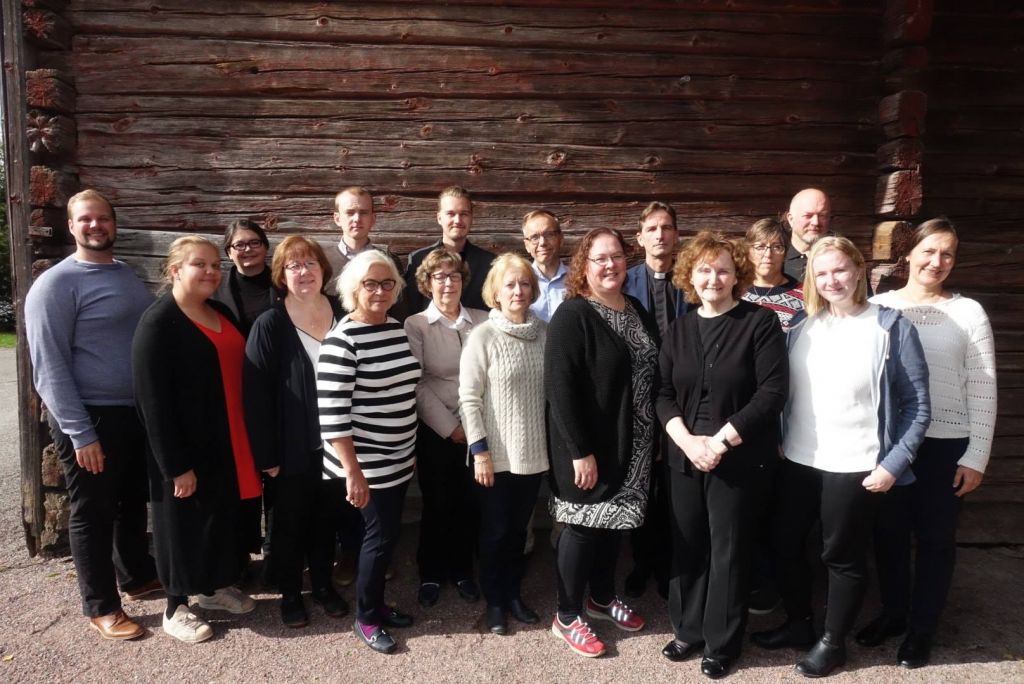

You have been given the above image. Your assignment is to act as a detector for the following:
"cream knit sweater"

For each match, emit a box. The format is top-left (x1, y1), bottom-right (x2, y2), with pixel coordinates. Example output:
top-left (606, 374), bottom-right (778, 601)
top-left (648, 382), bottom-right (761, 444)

top-left (458, 310), bottom-right (549, 475)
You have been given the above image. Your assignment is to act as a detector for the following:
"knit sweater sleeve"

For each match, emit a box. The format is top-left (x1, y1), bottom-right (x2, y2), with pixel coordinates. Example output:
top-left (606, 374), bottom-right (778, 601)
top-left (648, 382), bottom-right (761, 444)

top-left (959, 300), bottom-right (998, 472)
top-left (457, 324), bottom-right (491, 447)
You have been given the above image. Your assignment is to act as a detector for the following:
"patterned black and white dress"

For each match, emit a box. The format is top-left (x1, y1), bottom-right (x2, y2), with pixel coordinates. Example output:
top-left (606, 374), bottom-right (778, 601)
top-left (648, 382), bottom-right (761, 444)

top-left (550, 299), bottom-right (658, 529)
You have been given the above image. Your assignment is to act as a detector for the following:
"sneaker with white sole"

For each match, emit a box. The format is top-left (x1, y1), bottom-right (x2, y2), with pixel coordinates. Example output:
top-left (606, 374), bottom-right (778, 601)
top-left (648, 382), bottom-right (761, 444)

top-left (551, 616), bottom-right (606, 658)
top-left (195, 586), bottom-right (256, 614)
top-left (585, 596), bottom-right (645, 632)
top-left (162, 605), bottom-right (213, 643)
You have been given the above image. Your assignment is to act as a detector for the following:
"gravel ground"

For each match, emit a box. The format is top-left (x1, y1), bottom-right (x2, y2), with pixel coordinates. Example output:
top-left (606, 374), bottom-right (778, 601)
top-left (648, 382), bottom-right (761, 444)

top-left (0, 347), bottom-right (1021, 683)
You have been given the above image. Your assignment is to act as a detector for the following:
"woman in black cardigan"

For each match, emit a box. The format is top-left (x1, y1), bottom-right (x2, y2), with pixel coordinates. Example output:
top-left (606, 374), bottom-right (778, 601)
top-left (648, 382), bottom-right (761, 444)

top-left (133, 236), bottom-right (263, 643)
top-left (244, 236), bottom-right (348, 628)
top-left (656, 231), bottom-right (788, 679)
top-left (546, 228), bottom-right (660, 659)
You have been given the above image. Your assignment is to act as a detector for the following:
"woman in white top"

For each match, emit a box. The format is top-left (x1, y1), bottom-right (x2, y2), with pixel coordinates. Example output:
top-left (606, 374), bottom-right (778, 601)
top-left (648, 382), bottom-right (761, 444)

top-left (459, 253), bottom-right (548, 636)
top-left (751, 236), bottom-right (930, 678)
top-left (404, 248), bottom-right (488, 609)
top-left (857, 218), bottom-right (997, 669)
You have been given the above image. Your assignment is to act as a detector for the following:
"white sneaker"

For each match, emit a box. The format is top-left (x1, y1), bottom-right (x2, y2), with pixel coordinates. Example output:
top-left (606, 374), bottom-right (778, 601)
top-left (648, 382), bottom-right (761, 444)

top-left (162, 605), bottom-right (213, 643)
top-left (195, 586), bottom-right (256, 614)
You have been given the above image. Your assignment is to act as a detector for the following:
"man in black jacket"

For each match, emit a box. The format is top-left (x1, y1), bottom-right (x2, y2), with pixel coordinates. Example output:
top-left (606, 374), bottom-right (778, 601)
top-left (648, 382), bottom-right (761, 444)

top-left (783, 188), bottom-right (832, 281)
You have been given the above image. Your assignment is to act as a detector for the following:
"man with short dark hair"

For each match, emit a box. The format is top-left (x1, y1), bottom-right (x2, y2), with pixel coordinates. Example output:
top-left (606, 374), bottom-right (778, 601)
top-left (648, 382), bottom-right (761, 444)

top-left (25, 189), bottom-right (161, 640)
top-left (521, 209), bottom-right (567, 322)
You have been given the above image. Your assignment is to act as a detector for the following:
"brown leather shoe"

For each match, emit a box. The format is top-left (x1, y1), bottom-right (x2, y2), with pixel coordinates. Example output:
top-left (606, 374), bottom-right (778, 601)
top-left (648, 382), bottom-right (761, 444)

top-left (123, 577), bottom-right (164, 601)
top-left (89, 610), bottom-right (145, 640)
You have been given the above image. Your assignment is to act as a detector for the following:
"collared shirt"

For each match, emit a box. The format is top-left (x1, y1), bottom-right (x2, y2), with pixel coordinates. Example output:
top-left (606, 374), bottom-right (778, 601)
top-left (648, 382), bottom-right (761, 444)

top-left (530, 261), bottom-right (569, 322)
top-left (424, 300), bottom-right (475, 333)
top-left (784, 243), bottom-right (808, 281)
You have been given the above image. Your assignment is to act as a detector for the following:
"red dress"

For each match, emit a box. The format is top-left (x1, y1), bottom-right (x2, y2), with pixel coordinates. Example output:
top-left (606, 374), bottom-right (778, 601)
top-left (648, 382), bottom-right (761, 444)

top-left (195, 313), bottom-right (262, 500)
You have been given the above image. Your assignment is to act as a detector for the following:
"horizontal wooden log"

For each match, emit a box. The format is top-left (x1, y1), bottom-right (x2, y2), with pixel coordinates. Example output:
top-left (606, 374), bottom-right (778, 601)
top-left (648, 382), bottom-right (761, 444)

top-left (923, 175), bottom-right (1024, 201)
top-left (23, 0), bottom-right (69, 10)
top-left (871, 220), bottom-right (913, 260)
top-left (875, 170), bottom-right (922, 217)
top-left (25, 69), bottom-right (76, 113)
top-left (29, 166), bottom-right (77, 208)
top-left (877, 138), bottom-right (922, 171)
top-left (880, 45), bottom-right (929, 74)
top-left (927, 69), bottom-right (1024, 107)
top-left (69, 36), bottom-right (880, 101)
top-left (882, 0), bottom-right (934, 46)
top-left (26, 112), bottom-right (76, 158)
top-left (67, 1), bottom-right (881, 60)
top-left (23, 9), bottom-right (72, 51)
top-left (879, 90), bottom-right (928, 138)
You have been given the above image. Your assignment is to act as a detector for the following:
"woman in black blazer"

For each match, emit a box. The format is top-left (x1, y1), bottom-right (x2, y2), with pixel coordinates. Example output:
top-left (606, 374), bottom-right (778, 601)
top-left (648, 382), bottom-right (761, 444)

top-left (132, 236), bottom-right (264, 643)
top-left (656, 231), bottom-right (788, 679)
top-left (244, 236), bottom-right (348, 628)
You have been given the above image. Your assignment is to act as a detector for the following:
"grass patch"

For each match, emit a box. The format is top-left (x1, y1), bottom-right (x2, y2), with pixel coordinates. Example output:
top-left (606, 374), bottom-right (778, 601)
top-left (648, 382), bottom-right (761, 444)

top-left (0, 332), bottom-right (16, 348)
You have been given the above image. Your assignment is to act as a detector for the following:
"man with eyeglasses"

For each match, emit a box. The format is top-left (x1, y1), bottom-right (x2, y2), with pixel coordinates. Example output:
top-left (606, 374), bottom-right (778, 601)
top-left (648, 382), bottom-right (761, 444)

top-left (621, 200), bottom-right (685, 600)
top-left (403, 186), bottom-right (496, 314)
top-left (522, 210), bottom-right (568, 322)
top-left (783, 188), bottom-right (832, 281)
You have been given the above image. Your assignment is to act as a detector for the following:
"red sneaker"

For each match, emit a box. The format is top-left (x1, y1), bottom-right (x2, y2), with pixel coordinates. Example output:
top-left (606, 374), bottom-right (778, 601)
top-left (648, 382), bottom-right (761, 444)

top-left (551, 616), bottom-right (606, 658)
top-left (585, 597), bottom-right (645, 632)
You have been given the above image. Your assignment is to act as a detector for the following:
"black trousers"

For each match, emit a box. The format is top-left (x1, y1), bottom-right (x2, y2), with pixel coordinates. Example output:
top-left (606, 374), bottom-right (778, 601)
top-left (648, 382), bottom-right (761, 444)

top-left (49, 406), bottom-right (156, 617)
top-left (668, 465), bottom-right (765, 660)
top-left (271, 472), bottom-right (345, 598)
top-left (556, 524), bottom-right (620, 621)
top-left (355, 479), bottom-right (410, 623)
top-left (873, 437), bottom-right (968, 635)
top-left (629, 459), bottom-right (671, 585)
top-left (416, 423), bottom-right (476, 584)
top-left (773, 459), bottom-right (879, 637)
top-left (477, 471), bottom-right (542, 608)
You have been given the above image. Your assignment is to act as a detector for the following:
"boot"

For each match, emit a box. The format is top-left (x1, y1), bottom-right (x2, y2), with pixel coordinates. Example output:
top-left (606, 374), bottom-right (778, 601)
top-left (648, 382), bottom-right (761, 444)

top-left (751, 616), bottom-right (816, 650)
top-left (795, 632), bottom-right (847, 678)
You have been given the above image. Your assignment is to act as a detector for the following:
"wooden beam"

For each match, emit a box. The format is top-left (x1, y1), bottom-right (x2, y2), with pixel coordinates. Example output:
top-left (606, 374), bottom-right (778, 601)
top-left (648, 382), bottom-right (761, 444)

top-left (26, 112), bottom-right (76, 157)
top-left (26, 69), bottom-right (76, 113)
top-left (879, 90), bottom-right (928, 138)
top-left (871, 219), bottom-right (914, 260)
top-left (29, 165), bottom-right (77, 207)
top-left (875, 170), bottom-right (922, 217)
top-left (23, 8), bottom-right (71, 50)
top-left (877, 138), bottom-right (922, 171)
top-left (882, 0), bottom-right (934, 46)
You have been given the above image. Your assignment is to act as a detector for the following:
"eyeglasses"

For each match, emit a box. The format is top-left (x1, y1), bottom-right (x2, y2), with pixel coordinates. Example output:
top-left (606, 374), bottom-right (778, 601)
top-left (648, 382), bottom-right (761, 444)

top-left (588, 254), bottom-right (627, 267)
top-left (284, 260), bottom-right (321, 273)
top-left (230, 239), bottom-right (265, 252)
top-left (430, 272), bottom-right (463, 283)
top-left (362, 279), bottom-right (397, 293)
top-left (751, 243), bottom-right (786, 255)
top-left (524, 231), bottom-right (562, 244)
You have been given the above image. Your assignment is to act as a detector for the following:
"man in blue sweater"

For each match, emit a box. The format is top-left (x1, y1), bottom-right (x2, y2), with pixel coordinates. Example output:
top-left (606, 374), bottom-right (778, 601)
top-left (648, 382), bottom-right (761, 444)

top-left (25, 189), bottom-right (161, 640)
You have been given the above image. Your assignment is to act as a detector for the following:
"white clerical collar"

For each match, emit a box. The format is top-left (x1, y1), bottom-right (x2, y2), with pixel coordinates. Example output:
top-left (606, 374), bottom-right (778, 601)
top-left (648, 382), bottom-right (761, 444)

top-left (425, 300), bottom-right (473, 329)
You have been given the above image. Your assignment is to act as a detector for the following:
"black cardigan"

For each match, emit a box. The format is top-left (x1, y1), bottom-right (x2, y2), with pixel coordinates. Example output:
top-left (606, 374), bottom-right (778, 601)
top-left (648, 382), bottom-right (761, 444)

top-left (655, 299), bottom-right (789, 479)
top-left (545, 295), bottom-right (660, 504)
top-left (403, 239), bottom-right (497, 314)
top-left (243, 297), bottom-right (346, 476)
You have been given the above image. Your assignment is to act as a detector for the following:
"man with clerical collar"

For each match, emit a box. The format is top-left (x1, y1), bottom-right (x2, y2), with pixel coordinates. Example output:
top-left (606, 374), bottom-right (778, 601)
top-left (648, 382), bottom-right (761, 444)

top-left (623, 200), bottom-right (688, 337)
top-left (521, 209), bottom-right (568, 322)
top-left (404, 186), bottom-right (496, 314)
top-left (783, 187), bottom-right (832, 281)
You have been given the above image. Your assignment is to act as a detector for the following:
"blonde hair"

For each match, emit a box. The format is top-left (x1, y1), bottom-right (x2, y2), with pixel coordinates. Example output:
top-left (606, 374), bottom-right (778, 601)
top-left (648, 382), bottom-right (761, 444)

top-left (161, 236), bottom-right (220, 293)
top-left (334, 186), bottom-right (373, 212)
top-left (481, 253), bottom-right (537, 310)
top-left (438, 185), bottom-right (472, 211)
top-left (67, 189), bottom-right (116, 222)
top-left (803, 236), bottom-right (868, 317)
top-left (336, 249), bottom-right (403, 312)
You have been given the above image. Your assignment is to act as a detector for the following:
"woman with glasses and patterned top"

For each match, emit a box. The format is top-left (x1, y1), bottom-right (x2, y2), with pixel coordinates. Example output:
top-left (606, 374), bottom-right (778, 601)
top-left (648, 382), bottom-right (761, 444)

top-left (742, 218), bottom-right (805, 332)
top-left (244, 237), bottom-right (349, 629)
top-left (317, 249), bottom-right (421, 655)
top-left (458, 253), bottom-right (548, 636)
top-left (403, 248), bottom-right (488, 610)
top-left (545, 228), bottom-right (660, 658)
top-left (858, 218), bottom-right (996, 669)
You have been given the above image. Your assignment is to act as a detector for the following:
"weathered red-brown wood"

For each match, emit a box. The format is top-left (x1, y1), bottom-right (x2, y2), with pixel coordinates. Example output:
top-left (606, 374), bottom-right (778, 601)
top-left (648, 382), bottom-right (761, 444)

top-left (877, 139), bottom-right (923, 171)
top-left (25, 69), bottom-right (76, 113)
top-left (876, 170), bottom-right (922, 217)
top-left (883, 0), bottom-right (934, 46)
top-left (879, 90), bottom-right (928, 138)
top-left (23, 9), bottom-right (72, 50)
top-left (27, 112), bottom-right (76, 157)
top-left (29, 165), bottom-right (77, 207)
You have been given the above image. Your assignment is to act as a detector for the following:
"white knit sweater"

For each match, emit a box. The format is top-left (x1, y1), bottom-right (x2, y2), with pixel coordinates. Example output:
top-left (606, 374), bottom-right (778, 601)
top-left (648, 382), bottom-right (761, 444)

top-left (871, 292), bottom-right (997, 472)
top-left (458, 310), bottom-right (549, 475)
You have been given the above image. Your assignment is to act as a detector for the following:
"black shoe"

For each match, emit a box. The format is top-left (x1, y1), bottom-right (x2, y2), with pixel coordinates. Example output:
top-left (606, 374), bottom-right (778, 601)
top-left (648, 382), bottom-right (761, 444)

top-left (354, 620), bottom-right (396, 654)
top-left (752, 618), bottom-right (816, 650)
top-left (795, 633), bottom-right (846, 678)
top-left (455, 578), bottom-right (480, 603)
top-left (700, 656), bottom-right (732, 679)
top-left (378, 606), bottom-right (414, 628)
top-left (417, 582), bottom-right (441, 608)
top-left (624, 568), bottom-right (648, 598)
top-left (280, 594), bottom-right (308, 628)
top-left (897, 632), bottom-right (932, 669)
top-left (662, 638), bottom-right (703, 662)
top-left (748, 586), bottom-right (782, 615)
top-left (507, 598), bottom-right (539, 624)
top-left (485, 605), bottom-right (508, 635)
top-left (855, 613), bottom-right (906, 647)
top-left (311, 586), bottom-right (349, 618)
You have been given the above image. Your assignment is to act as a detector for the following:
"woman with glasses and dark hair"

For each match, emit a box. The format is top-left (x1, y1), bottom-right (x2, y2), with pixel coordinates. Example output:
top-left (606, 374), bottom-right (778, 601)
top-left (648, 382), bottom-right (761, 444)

top-left (403, 248), bottom-right (488, 610)
top-left (545, 228), bottom-right (660, 658)
top-left (742, 218), bottom-right (805, 332)
top-left (214, 219), bottom-right (278, 336)
top-left (318, 249), bottom-right (421, 655)
top-left (244, 236), bottom-right (349, 628)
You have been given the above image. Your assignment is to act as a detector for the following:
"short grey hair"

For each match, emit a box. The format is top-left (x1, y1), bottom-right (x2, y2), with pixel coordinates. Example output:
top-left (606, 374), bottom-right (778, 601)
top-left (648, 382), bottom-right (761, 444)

top-left (336, 249), bottom-right (404, 312)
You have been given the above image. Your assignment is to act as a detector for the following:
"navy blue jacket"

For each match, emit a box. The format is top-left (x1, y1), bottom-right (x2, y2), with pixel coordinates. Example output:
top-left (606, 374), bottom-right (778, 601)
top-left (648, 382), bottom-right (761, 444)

top-left (622, 262), bottom-right (688, 320)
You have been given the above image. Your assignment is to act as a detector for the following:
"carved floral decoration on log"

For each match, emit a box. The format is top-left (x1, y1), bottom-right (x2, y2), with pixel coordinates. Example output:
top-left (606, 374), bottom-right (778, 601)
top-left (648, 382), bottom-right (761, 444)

top-left (27, 111), bottom-right (75, 156)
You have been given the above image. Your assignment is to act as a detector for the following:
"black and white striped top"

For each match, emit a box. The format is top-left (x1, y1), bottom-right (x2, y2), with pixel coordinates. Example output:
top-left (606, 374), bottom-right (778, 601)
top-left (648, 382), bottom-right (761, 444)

top-left (317, 317), bottom-right (421, 488)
